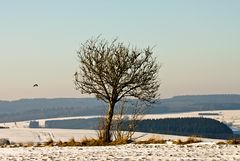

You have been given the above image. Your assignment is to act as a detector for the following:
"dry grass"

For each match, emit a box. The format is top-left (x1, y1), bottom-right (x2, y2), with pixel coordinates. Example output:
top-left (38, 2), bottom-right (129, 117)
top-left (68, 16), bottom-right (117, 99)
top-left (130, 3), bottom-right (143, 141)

top-left (30, 136), bottom-right (132, 147)
top-left (216, 138), bottom-right (240, 145)
top-left (78, 137), bottom-right (132, 146)
top-left (57, 138), bottom-right (82, 147)
top-left (23, 136), bottom-right (239, 147)
top-left (43, 136), bottom-right (134, 147)
top-left (23, 142), bottom-right (34, 147)
top-left (7, 136), bottom-right (240, 147)
top-left (110, 136), bottom-right (133, 145)
top-left (173, 137), bottom-right (202, 145)
top-left (172, 139), bottom-right (184, 145)
top-left (135, 137), bottom-right (166, 144)
top-left (80, 137), bottom-right (107, 146)
top-left (216, 141), bottom-right (227, 145)
top-left (227, 138), bottom-right (240, 145)
top-left (44, 138), bottom-right (54, 146)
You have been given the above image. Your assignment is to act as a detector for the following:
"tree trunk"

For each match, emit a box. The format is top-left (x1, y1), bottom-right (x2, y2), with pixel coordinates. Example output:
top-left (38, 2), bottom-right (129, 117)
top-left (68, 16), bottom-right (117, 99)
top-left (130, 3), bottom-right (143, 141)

top-left (103, 101), bottom-right (115, 142)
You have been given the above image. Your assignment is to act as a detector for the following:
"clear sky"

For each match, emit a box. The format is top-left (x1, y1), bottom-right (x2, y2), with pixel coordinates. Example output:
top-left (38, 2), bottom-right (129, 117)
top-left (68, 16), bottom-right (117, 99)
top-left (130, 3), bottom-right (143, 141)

top-left (0, 0), bottom-right (240, 100)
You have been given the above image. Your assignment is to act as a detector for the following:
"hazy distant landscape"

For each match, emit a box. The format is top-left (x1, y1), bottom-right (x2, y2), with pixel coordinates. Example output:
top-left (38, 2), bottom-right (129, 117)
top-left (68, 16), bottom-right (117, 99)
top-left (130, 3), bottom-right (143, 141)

top-left (1, 0), bottom-right (240, 160)
top-left (1, 95), bottom-right (240, 123)
top-left (1, 94), bottom-right (240, 141)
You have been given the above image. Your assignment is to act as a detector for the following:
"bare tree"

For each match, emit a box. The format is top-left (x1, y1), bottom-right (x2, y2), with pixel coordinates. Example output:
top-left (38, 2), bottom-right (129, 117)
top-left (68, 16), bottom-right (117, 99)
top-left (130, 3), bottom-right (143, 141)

top-left (74, 37), bottom-right (160, 142)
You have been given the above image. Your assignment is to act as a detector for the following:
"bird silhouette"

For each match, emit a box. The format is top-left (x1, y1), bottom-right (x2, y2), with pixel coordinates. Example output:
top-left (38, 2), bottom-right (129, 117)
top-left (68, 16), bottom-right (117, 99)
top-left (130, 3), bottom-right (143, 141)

top-left (33, 84), bottom-right (39, 87)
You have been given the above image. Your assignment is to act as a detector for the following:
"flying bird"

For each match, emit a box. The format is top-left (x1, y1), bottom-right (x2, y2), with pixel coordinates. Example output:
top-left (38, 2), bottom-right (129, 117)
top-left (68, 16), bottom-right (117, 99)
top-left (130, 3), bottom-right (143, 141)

top-left (33, 84), bottom-right (39, 87)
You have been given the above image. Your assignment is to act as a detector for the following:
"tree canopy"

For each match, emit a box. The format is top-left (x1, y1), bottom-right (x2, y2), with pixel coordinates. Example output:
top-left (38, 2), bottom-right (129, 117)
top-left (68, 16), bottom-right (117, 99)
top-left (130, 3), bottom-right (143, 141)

top-left (75, 38), bottom-right (160, 103)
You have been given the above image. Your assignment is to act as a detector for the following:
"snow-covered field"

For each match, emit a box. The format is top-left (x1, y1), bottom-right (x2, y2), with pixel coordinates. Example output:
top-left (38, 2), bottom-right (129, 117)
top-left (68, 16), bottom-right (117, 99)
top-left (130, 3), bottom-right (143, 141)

top-left (0, 128), bottom-right (221, 144)
top-left (0, 128), bottom-right (239, 160)
top-left (0, 115), bottom-right (100, 128)
top-left (0, 143), bottom-right (240, 161)
top-left (0, 110), bottom-right (240, 160)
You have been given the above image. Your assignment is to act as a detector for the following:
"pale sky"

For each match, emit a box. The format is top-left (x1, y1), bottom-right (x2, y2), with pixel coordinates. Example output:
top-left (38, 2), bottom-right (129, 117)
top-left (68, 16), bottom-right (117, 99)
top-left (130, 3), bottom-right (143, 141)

top-left (0, 0), bottom-right (240, 100)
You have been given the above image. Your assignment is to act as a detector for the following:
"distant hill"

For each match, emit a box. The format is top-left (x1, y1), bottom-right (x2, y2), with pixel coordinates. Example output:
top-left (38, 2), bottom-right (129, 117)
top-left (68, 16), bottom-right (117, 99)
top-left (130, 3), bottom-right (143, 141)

top-left (150, 94), bottom-right (240, 114)
top-left (0, 98), bottom-right (106, 122)
top-left (0, 94), bottom-right (240, 122)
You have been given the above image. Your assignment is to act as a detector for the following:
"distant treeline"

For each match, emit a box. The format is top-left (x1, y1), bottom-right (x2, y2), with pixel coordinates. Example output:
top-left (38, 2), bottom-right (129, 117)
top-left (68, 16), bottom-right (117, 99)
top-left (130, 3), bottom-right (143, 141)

top-left (31, 117), bottom-right (236, 139)
top-left (132, 118), bottom-right (234, 139)
top-left (198, 113), bottom-right (220, 116)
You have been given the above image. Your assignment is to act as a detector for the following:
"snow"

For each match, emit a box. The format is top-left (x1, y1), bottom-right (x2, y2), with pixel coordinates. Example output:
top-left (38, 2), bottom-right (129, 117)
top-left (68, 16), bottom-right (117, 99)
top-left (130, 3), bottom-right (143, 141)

top-left (0, 115), bottom-right (100, 128)
top-left (0, 129), bottom-right (238, 161)
top-left (0, 144), bottom-right (239, 160)
top-left (0, 128), bottom-right (97, 143)
top-left (1, 128), bottom-right (236, 161)
top-left (0, 127), bottom-right (238, 161)
top-left (0, 128), bottom-right (221, 144)
top-left (0, 110), bottom-right (240, 160)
